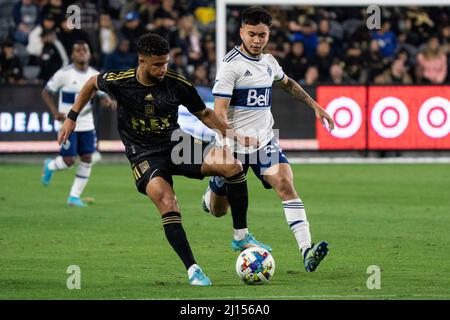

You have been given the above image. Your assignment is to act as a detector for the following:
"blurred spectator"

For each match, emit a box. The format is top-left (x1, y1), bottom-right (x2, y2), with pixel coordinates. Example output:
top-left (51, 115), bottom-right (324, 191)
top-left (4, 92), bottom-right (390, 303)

top-left (120, 12), bottom-right (146, 53)
top-left (153, 0), bottom-right (179, 32)
top-left (99, 12), bottom-right (117, 56)
top-left (317, 19), bottom-right (340, 58)
top-left (396, 48), bottom-right (414, 74)
top-left (374, 59), bottom-right (412, 84)
top-left (265, 42), bottom-right (285, 61)
top-left (291, 20), bottom-right (318, 59)
top-left (40, 0), bottom-right (64, 27)
top-left (26, 13), bottom-right (57, 60)
top-left (438, 24), bottom-right (450, 53)
top-left (173, 13), bottom-right (202, 67)
top-left (396, 32), bottom-right (419, 63)
top-left (311, 41), bottom-right (334, 82)
top-left (416, 36), bottom-right (448, 84)
top-left (326, 62), bottom-right (355, 85)
top-left (103, 38), bottom-right (137, 71)
top-left (191, 63), bottom-right (210, 87)
top-left (12, 0), bottom-right (39, 45)
top-left (283, 41), bottom-right (309, 82)
top-left (371, 21), bottom-right (397, 58)
top-left (170, 51), bottom-right (188, 77)
top-left (404, 7), bottom-right (435, 46)
top-left (202, 33), bottom-right (215, 66)
top-left (365, 39), bottom-right (388, 82)
top-left (0, 39), bottom-right (25, 84)
top-left (300, 65), bottom-right (319, 86)
top-left (343, 42), bottom-right (366, 83)
top-left (120, 0), bottom-right (153, 31)
top-left (38, 28), bottom-right (68, 82)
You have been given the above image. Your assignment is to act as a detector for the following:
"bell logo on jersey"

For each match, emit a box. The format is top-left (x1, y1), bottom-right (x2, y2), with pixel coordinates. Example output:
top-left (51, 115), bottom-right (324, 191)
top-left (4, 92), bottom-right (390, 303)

top-left (247, 88), bottom-right (271, 107)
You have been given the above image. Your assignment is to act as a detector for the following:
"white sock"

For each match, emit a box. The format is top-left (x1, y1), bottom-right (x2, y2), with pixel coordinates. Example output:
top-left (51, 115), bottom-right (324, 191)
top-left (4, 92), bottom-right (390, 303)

top-left (203, 187), bottom-right (212, 212)
top-left (187, 264), bottom-right (199, 278)
top-left (233, 228), bottom-right (248, 241)
top-left (283, 198), bottom-right (311, 256)
top-left (48, 156), bottom-right (68, 171)
top-left (69, 161), bottom-right (92, 198)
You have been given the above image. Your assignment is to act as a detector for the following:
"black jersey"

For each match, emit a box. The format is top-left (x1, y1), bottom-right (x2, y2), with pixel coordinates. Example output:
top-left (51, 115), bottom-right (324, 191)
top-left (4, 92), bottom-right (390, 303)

top-left (97, 68), bottom-right (206, 161)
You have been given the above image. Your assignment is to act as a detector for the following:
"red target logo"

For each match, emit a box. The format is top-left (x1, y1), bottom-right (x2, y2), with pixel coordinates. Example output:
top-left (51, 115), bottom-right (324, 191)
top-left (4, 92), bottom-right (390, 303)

top-left (325, 97), bottom-right (362, 139)
top-left (371, 97), bottom-right (409, 138)
top-left (418, 97), bottom-right (450, 138)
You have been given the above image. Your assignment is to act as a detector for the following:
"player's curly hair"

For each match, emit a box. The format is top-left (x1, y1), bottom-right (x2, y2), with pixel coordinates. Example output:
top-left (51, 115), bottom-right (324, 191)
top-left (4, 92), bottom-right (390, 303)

top-left (137, 33), bottom-right (170, 57)
top-left (242, 6), bottom-right (272, 27)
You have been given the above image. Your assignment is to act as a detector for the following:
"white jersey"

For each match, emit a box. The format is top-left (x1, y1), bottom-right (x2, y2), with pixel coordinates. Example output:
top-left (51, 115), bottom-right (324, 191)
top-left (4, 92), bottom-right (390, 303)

top-left (46, 64), bottom-right (104, 132)
top-left (212, 46), bottom-right (285, 154)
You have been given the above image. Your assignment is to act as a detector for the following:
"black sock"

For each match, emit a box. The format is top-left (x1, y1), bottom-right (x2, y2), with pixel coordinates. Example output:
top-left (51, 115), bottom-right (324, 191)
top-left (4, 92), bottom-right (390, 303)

top-left (162, 212), bottom-right (196, 270)
top-left (225, 171), bottom-right (248, 229)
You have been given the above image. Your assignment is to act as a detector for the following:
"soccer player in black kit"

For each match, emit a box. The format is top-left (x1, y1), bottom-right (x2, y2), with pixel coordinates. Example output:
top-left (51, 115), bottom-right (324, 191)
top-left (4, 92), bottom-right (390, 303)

top-left (58, 33), bottom-right (270, 286)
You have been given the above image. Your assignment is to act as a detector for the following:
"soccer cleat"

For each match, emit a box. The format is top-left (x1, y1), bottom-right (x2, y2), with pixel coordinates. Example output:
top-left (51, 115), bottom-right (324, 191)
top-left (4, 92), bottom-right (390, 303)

top-left (67, 196), bottom-right (88, 207)
top-left (41, 159), bottom-right (54, 186)
top-left (231, 233), bottom-right (272, 252)
top-left (303, 241), bottom-right (329, 272)
top-left (188, 266), bottom-right (212, 286)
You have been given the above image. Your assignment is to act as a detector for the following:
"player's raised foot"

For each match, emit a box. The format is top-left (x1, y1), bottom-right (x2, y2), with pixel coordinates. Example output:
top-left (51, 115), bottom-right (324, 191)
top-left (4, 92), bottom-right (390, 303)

top-left (231, 233), bottom-right (272, 252)
top-left (188, 265), bottom-right (212, 286)
top-left (67, 196), bottom-right (88, 207)
top-left (304, 241), bottom-right (329, 272)
top-left (41, 159), bottom-right (54, 186)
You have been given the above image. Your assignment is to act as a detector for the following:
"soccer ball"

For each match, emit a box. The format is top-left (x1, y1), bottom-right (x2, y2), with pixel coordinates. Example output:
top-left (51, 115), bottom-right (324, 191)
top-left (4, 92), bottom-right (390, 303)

top-left (235, 247), bottom-right (275, 285)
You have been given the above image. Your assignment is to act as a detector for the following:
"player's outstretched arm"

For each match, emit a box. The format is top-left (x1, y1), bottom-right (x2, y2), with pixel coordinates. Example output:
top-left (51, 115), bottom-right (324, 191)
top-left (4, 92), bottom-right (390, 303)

top-left (277, 76), bottom-right (335, 132)
top-left (58, 75), bottom-right (99, 145)
top-left (193, 108), bottom-right (259, 148)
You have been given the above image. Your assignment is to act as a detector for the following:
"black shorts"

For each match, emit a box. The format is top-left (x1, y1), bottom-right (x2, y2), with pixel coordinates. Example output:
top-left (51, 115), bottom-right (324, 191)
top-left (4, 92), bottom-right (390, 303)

top-left (130, 135), bottom-right (215, 195)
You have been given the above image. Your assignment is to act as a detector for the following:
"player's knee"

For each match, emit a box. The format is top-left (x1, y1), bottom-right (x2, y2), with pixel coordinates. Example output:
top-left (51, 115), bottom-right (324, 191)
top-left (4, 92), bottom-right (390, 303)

top-left (274, 177), bottom-right (297, 198)
top-left (80, 154), bottom-right (92, 163)
top-left (156, 195), bottom-right (178, 210)
top-left (63, 157), bottom-right (75, 167)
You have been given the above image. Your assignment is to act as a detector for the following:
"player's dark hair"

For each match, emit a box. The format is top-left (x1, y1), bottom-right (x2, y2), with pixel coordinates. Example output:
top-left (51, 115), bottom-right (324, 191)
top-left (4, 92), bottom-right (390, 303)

top-left (242, 6), bottom-right (272, 27)
top-left (137, 33), bottom-right (170, 57)
top-left (72, 40), bottom-right (90, 51)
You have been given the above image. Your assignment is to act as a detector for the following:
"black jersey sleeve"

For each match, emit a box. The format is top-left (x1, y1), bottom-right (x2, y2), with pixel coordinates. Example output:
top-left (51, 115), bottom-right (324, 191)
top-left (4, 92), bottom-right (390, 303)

top-left (177, 81), bottom-right (207, 114)
top-left (96, 72), bottom-right (114, 96)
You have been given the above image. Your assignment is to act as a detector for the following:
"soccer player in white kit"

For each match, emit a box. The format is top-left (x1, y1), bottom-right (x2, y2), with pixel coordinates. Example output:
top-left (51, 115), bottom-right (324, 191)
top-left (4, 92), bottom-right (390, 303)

top-left (202, 7), bottom-right (335, 271)
top-left (41, 41), bottom-right (114, 207)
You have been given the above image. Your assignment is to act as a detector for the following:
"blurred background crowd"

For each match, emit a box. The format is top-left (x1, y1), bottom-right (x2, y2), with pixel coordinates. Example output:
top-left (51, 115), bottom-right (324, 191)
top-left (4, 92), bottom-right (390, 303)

top-left (0, 0), bottom-right (449, 87)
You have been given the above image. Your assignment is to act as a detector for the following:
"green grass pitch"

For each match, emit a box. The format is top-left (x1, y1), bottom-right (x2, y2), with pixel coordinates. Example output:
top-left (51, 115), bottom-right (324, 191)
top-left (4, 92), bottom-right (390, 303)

top-left (0, 163), bottom-right (449, 300)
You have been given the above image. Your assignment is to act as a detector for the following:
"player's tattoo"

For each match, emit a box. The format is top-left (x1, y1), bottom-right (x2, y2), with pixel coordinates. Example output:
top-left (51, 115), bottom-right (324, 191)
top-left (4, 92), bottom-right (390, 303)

top-left (280, 77), bottom-right (317, 109)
